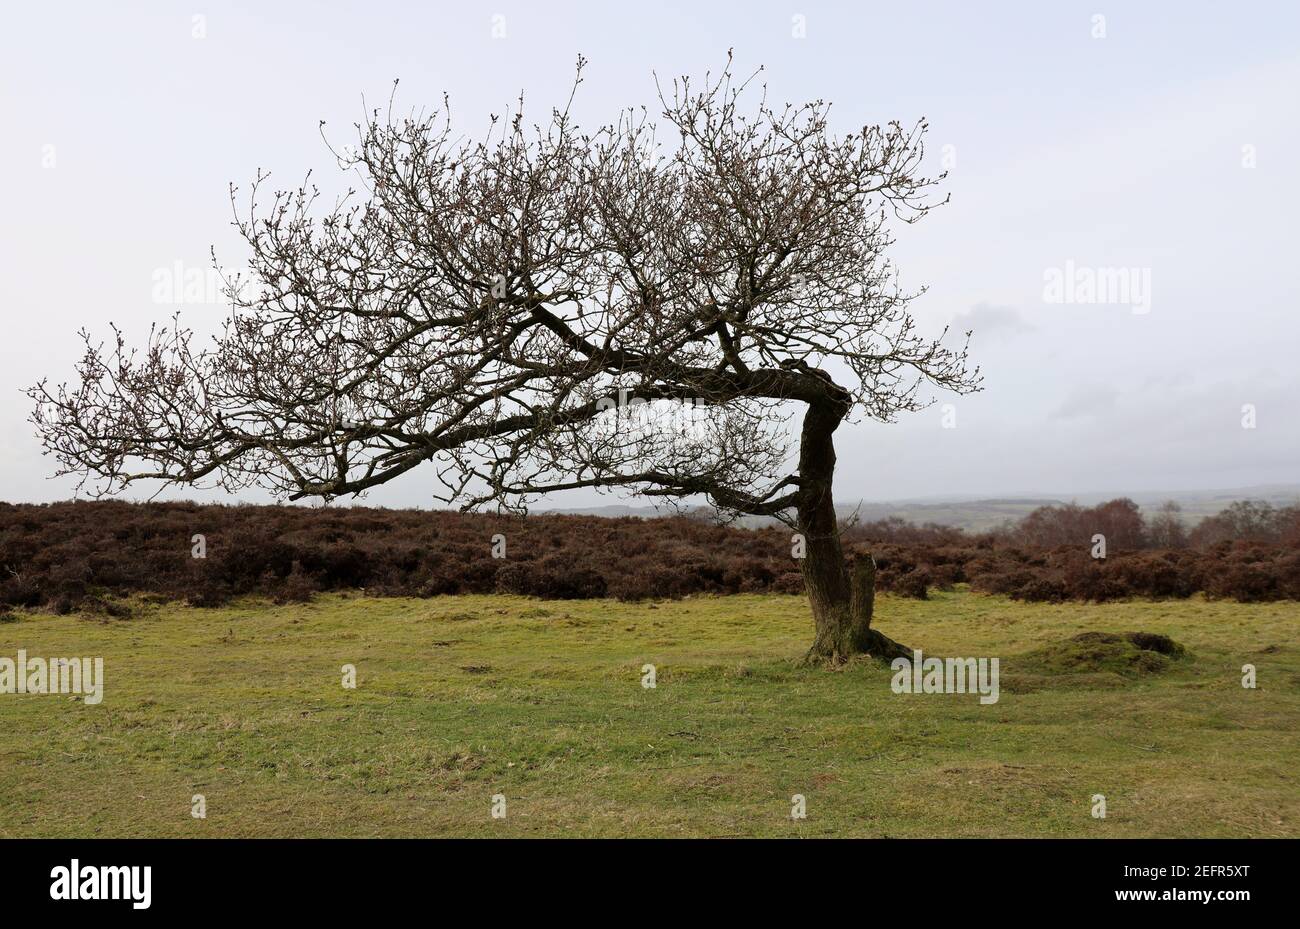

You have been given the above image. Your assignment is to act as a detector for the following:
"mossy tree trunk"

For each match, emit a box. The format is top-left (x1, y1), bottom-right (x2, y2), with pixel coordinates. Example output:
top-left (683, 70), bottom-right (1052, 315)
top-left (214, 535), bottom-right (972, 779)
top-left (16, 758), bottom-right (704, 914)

top-left (797, 401), bottom-right (910, 665)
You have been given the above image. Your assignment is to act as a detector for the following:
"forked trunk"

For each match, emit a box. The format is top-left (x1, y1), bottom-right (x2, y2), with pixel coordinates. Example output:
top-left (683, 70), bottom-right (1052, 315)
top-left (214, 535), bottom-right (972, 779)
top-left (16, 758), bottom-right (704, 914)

top-left (797, 402), bottom-right (910, 665)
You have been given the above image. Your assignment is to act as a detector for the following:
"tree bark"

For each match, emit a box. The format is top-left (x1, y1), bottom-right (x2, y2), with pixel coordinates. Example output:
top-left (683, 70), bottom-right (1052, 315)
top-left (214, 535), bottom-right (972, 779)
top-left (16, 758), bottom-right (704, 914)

top-left (797, 401), bottom-right (910, 665)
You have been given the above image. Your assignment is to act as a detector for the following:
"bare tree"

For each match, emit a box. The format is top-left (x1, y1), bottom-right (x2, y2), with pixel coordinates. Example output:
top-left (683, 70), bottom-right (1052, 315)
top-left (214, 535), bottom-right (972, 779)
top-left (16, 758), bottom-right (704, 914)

top-left (29, 56), bottom-right (980, 663)
top-left (1147, 500), bottom-right (1188, 549)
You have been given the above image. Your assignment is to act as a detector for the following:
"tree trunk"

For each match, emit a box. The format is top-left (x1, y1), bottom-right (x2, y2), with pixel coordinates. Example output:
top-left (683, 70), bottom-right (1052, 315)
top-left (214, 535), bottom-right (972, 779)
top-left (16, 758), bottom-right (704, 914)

top-left (797, 401), bottom-right (910, 665)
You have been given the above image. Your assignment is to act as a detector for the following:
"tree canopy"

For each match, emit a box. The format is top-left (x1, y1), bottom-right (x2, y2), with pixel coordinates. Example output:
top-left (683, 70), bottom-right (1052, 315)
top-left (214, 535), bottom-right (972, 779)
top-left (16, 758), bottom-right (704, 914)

top-left (30, 56), bottom-right (977, 523)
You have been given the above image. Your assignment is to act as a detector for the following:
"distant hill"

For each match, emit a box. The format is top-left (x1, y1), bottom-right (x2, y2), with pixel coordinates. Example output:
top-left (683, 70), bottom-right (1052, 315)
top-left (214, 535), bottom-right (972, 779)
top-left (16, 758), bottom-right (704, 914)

top-left (540, 484), bottom-right (1300, 533)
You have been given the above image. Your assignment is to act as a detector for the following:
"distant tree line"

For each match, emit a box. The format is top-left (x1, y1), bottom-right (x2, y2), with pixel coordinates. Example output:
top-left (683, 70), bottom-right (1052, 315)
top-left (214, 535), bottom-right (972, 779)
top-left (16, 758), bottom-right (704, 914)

top-left (846, 498), bottom-right (1300, 551)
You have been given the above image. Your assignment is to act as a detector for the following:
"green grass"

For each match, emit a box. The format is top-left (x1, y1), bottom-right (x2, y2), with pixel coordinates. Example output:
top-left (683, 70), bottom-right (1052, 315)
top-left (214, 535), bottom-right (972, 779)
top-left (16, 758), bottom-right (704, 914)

top-left (1, 589), bottom-right (1296, 837)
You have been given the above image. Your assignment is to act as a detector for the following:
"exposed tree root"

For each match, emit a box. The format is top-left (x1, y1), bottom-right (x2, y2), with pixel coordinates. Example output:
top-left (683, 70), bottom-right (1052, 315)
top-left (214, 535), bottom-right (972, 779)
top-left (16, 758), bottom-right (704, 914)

top-left (800, 626), bottom-right (912, 668)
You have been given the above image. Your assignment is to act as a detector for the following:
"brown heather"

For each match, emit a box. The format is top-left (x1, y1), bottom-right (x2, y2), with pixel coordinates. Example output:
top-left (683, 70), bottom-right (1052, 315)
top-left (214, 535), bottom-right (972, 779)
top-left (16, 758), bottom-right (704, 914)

top-left (1, 497), bottom-right (1297, 613)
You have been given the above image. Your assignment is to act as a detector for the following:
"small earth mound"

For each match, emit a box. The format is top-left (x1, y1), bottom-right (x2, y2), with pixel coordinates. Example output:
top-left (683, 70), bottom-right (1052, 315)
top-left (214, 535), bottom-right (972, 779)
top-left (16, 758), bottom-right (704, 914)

top-left (1019, 631), bottom-right (1186, 677)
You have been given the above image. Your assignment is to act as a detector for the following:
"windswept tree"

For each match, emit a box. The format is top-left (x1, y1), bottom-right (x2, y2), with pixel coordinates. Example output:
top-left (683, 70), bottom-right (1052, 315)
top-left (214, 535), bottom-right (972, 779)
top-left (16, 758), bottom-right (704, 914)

top-left (30, 58), bottom-right (980, 663)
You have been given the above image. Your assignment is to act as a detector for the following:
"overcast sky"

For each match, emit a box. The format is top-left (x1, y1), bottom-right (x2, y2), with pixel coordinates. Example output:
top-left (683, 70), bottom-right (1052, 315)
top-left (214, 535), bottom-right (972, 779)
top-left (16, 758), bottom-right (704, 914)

top-left (2, 1), bottom-right (1297, 508)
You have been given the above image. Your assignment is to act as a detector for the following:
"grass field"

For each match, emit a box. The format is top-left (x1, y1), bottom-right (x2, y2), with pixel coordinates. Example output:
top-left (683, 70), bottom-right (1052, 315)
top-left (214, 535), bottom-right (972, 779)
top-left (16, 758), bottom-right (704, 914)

top-left (1, 589), bottom-right (1296, 837)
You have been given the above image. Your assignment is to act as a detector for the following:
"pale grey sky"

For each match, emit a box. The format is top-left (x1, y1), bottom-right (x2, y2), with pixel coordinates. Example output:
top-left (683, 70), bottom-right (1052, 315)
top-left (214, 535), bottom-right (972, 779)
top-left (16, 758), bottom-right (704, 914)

top-left (2, 1), bottom-right (1297, 507)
